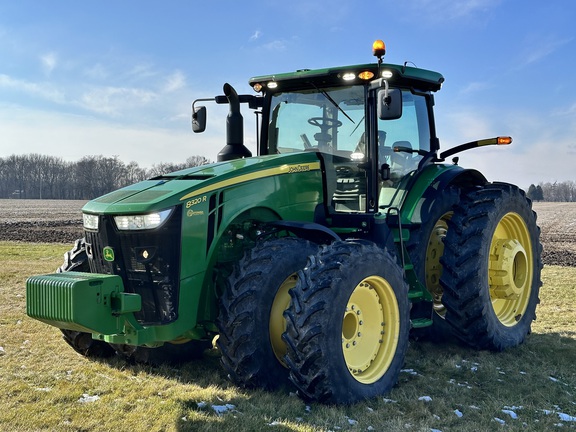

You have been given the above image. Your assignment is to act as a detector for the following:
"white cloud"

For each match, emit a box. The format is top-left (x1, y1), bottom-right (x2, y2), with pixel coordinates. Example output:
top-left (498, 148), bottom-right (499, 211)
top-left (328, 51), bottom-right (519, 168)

top-left (79, 86), bottom-right (157, 116)
top-left (437, 107), bottom-right (576, 187)
top-left (0, 73), bottom-right (66, 103)
top-left (262, 40), bottom-right (288, 52)
top-left (519, 36), bottom-right (574, 67)
top-left (459, 81), bottom-right (492, 96)
top-left (40, 52), bottom-right (57, 75)
top-left (0, 105), bottom-right (219, 166)
top-left (162, 70), bottom-right (186, 93)
top-left (250, 30), bottom-right (262, 41)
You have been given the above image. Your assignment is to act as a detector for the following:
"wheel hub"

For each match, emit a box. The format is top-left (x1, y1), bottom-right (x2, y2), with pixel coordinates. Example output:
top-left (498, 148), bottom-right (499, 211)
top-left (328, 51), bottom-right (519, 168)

top-left (342, 285), bottom-right (385, 375)
top-left (489, 238), bottom-right (528, 300)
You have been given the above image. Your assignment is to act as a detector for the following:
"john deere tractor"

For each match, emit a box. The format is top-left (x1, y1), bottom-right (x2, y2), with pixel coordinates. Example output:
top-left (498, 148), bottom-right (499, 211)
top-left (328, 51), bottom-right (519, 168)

top-left (26, 40), bottom-right (542, 404)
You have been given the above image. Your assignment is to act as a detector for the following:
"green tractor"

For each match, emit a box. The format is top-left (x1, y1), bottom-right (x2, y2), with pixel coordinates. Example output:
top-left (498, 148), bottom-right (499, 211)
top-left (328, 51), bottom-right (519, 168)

top-left (26, 40), bottom-right (542, 404)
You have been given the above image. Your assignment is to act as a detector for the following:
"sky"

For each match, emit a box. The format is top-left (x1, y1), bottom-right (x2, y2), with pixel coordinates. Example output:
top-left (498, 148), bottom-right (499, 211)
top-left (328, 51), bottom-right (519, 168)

top-left (1, 0), bottom-right (575, 189)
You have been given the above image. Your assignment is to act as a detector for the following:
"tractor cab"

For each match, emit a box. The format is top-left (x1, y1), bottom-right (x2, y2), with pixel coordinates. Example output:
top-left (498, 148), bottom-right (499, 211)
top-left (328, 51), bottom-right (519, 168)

top-left (249, 43), bottom-right (443, 216)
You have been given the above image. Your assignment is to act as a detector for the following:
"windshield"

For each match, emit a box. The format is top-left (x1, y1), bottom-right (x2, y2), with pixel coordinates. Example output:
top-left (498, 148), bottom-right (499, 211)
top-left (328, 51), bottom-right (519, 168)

top-left (266, 85), bottom-right (431, 213)
top-left (267, 85), bottom-right (365, 157)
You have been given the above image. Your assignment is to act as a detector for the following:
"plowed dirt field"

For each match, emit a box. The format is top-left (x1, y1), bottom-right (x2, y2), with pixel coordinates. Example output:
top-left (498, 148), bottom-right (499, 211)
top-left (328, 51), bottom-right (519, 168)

top-left (0, 199), bottom-right (573, 267)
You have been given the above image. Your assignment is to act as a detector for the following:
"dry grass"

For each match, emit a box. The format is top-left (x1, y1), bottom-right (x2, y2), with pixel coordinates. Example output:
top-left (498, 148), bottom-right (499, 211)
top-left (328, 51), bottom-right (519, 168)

top-left (1, 241), bottom-right (575, 431)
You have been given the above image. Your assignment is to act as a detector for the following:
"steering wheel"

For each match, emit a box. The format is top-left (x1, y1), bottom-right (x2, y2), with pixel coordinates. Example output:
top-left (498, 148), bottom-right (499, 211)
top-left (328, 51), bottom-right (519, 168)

top-left (307, 117), bottom-right (343, 128)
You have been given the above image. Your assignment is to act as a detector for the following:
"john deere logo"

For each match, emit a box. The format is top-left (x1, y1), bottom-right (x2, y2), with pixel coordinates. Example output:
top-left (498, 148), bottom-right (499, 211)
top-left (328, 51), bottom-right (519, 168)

top-left (103, 246), bottom-right (115, 262)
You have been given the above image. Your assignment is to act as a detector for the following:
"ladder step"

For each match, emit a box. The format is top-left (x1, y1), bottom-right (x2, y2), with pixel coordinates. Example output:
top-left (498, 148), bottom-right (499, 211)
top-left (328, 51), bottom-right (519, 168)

top-left (411, 318), bottom-right (433, 329)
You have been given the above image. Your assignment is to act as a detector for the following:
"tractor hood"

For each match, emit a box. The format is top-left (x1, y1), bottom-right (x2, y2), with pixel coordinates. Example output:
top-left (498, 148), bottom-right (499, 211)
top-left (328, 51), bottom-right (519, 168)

top-left (82, 152), bottom-right (322, 215)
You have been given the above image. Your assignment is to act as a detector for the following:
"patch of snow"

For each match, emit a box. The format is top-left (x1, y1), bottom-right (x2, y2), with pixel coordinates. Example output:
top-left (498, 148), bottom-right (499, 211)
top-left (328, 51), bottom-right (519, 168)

top-left (418, 396), bottom-right (432, 402)
top-left (448, 379), bottom-right (472, 389)
top-left (346, 417), bottom-right (358, 425)
top-left (78, 394), bottom-right (100, 403)
top-left (494, 417), bottom-right (506, 425)
top-left (454, 409), bottom-right (463, 418)
top-left (212, 403), bottom-right (235, 416)
top-left (0, 346), bottom-right (5, 356)
top-left (383, 398), bottom-right (397, 403)
top-left (430, 429), bottom-right (443, 432)
top-left (558, 412), bottom-right (576, 422)
top-left (268, 421), bottom-right (282, 426)
top-left (502, 409), bottom-right (518, 419)
top-left (197, 401), bottom-right (207, 409)
top-left (35, 387), bottom-right (52, 392)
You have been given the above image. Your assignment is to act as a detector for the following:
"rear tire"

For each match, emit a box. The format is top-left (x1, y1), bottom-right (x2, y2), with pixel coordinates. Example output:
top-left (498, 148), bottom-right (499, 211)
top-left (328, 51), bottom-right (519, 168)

top-left (283, 241), bottom-right (410, 404)
top-left (407, 186), bottom-right (460, 340)
top-left (217, 237), bottom-right (319, 390)
top-left (440, 183), bottom-right (542, 350)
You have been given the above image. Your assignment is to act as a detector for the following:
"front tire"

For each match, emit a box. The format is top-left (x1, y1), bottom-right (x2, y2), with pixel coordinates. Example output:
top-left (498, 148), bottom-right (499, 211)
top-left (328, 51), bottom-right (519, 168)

top-left (440, 183), bottom-right (542, 350)
top-left (217, 237), bottom-right (319, 390)
top-left (283, 241), bottom-right (410, 404)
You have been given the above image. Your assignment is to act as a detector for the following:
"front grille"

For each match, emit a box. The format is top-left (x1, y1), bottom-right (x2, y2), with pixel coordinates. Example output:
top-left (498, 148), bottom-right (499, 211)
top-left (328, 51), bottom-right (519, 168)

top-left (84, 208), bottom-right (182, 325)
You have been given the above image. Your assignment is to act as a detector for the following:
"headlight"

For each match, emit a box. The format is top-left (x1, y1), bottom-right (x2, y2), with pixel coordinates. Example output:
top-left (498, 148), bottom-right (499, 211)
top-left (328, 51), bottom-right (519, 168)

top-left (83, 213), bottom-right (99, 230)
top-left (114, 208), bottom-right (173, 231)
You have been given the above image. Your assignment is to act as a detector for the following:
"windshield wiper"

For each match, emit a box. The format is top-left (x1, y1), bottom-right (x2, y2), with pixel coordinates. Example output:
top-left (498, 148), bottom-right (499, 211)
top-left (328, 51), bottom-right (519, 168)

top-left (310, 83), bottom-right (355, 124)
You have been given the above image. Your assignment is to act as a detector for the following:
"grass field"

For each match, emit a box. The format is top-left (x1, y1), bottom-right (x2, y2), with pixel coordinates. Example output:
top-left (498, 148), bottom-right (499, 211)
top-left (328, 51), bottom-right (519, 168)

top-left (1, 241), bottom-right (575, 431)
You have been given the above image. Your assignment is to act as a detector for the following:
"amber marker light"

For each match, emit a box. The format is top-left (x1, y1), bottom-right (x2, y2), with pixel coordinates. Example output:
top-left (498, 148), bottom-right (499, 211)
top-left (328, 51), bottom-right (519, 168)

top-left (253, 83), bottom-right (263, 92)
top-left (358, 71), bottom-right (374, 80)
top-left (372, 39), bottom-right (386, 59)
top-left (497, 136), bottom-right (513, 145)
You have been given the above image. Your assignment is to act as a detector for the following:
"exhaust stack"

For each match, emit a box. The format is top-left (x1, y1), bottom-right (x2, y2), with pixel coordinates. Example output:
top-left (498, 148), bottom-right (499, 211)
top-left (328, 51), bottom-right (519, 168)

top-left (217, 83), bottom-right (252, 162)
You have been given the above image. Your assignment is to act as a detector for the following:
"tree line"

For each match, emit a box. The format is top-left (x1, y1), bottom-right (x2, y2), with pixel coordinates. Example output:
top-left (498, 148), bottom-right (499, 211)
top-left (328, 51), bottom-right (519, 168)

top-left (527, 181), bottom-right (576, 202)
top-left (0, 154), bottom-right (210, 200)
top-left (1, 153), bottom-right (575, 202)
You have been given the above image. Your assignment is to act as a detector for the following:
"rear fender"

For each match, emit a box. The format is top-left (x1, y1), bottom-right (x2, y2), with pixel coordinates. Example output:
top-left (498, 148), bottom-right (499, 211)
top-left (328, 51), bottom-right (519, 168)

top-left (401, 165), bottom-right (487, 224)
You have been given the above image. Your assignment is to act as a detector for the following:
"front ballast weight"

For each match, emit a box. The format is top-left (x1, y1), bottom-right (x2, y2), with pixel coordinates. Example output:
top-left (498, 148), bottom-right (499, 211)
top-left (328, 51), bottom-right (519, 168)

top-left (26, 272), bottom-right (141, 337)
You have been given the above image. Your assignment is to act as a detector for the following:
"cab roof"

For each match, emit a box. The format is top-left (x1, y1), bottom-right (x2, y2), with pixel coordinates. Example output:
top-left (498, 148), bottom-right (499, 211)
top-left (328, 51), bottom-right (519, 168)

top-left (249, 63), bottom-right (445, 93)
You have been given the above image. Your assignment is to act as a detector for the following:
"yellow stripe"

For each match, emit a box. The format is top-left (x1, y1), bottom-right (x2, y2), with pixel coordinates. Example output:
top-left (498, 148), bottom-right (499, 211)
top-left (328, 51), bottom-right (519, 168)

top-left (180, 162), bottom-right (321, 201)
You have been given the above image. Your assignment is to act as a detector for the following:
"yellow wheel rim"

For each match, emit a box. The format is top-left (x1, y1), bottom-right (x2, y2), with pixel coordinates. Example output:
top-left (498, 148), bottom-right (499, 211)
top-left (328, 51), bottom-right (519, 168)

top-left (342, 276), bottom-right (400, 384)
top-left (269, 273), bottom-right (297, 367)
top-left (424, 211), bottom-right (452, 316)
top-left (489, 212), bottom-right (533, 326)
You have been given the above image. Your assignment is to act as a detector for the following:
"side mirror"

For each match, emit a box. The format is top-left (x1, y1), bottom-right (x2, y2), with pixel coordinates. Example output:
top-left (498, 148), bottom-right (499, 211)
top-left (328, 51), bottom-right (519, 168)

top-left (377, 88), bottom-right (402, 120)
top-left (192, 106), bottom-right (207, 133)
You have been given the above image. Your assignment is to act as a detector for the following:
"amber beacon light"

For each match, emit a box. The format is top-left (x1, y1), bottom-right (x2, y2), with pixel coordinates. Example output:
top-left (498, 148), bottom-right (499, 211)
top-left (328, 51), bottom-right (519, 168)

top-left (372, 39), bottom-right (386, 62)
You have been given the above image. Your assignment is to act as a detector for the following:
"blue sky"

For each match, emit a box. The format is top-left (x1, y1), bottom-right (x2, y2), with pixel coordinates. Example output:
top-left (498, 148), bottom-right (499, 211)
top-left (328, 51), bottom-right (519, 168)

top-left (1, 0), bottom-right (574, 189)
